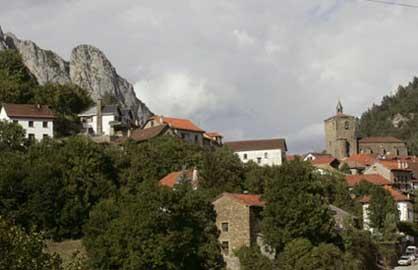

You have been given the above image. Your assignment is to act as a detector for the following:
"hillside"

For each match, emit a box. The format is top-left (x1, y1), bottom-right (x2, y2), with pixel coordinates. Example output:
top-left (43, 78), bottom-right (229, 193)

top-left (0, 25), bottom-right (152, 123)
top-left (358, 77), bottom-right (418, 154)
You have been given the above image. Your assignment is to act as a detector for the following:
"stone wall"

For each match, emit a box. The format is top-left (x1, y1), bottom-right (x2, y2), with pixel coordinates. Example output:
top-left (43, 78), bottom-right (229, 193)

top-left (324, 115), bottom-right (358, 160)
top-left (359, 142), bottom-right (408, 156)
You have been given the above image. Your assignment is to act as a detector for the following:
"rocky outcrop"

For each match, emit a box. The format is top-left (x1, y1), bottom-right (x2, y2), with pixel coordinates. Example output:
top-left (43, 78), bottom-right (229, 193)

top-left (0, 27), bottom-right (152, 121)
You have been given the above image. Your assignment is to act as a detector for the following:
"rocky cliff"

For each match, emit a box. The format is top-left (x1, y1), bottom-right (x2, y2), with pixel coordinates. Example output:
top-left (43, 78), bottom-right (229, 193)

top-left (0, 26), bottom-right (152, 122)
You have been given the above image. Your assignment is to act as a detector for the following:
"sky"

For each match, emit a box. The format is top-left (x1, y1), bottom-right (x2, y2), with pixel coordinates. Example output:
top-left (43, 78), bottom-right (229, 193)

top-left (2, 0), bottom-right (418, 153)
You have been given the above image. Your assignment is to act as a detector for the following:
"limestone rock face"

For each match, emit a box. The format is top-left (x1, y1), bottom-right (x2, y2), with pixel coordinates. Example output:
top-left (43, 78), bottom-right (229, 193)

top-left (0, 26), bottom-right (152, 121)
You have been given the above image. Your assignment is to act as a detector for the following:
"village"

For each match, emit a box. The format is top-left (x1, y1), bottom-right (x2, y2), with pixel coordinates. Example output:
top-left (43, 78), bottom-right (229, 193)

top-left (1, 96), bottom-right (418, 269)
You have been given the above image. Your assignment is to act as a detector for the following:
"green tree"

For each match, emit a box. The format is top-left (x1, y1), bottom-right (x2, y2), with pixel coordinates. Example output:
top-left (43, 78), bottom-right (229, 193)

top-left (0, 216), bottom-right (62, 270)
top-left (0, 120), bottom-right (27, 152)
top-left (368, 187), bottom-right (398, 232)
top-left (0, 50), bottom-right (37, 104)
top-left (261, 160), bottom-right (336, 252)
top-left (83, 182), bottom-right (224, 270)
top-left (236, 246), bottom-right (273, 270)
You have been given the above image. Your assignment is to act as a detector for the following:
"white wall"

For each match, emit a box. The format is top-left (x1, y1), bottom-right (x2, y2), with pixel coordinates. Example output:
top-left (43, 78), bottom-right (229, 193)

top-left (82, 115), bottom-right (116, 136)
top-left (0, 108), bottom-right (53, 140)
top-left (236, 149), bottom-right (283, 166)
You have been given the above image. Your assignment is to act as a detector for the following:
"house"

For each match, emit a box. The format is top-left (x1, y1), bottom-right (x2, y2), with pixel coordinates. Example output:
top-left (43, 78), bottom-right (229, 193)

top-left (343, 153), bottom-right (377, 175)
top-left (0, 103), bottom-right (55, 140)
top-left (324, 101), bottom-right (408, 159)
top-left (203, 132), bottom-right (223, 147)
top-left (345, 174), bottom-right (391, 189)
top-left (212, 193), bottom-right (265, 270)
top-left (78, 100), bottom-right (133, 137)
top-left (142, 115), bottom-right (206, 145)
top-left (159, 168), bottom-right (199, 189)
top-left (364, 160), bottom-right (414, 192)
top-left (225, 138), bottom-right (287, 166)
top-left (360, 186), bottom-right (413, 231)
top-left (304, 153), bottom-right (340, 171)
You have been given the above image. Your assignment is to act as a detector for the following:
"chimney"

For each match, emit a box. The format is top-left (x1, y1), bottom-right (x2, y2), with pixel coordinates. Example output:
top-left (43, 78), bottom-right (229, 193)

top-left (96, 98), bottom-right (103, 136)
top-left (398, 160), bottom-right (401, 169)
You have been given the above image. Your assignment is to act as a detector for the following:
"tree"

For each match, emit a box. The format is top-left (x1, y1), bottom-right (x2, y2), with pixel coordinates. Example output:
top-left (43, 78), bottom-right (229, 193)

top-left (0, 120), bottom-right (27, 152)
top-left (0, 50), bottom-right (37, 104)
top-left (236, 246), bottom-right (273, 270)
top-left (242, 161), bottom-right (275, 194)
top-left (0, 216), bottom-right (62, 270)
top-left (367, 187), bottom-right (398, 232)
top-left (83, 181), bottom-right (224, 270)
top-left (261, 160), bottom-right (336, 252)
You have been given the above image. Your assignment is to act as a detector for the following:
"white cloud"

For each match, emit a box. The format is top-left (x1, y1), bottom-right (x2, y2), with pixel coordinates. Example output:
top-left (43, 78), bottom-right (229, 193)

top-left (233, 29), bottom-right (256, 47)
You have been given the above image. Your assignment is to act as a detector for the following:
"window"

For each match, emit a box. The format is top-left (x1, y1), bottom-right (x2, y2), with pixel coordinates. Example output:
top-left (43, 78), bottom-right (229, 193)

top-left (264, 152), bottom-right (268, 159)
top-left (221, 222), bottom-right (229, 232)
top-left (28, 121), bottom-right (34, 127)
top-left (43, 121), bottom-right (48, 128)
top-left (195, 135), bottom-right (199, 143)
top-left (28, 134), bottom-right (35, 140)
top-left (344, 121), bottom-right (349, 130)
top-left (243, 154), bottom-right (248, 160)
top-left (257, 157), bottom-right (262, 164)
top-left (43, 134), bottom-right (49, 139)
top-left (221, 241), bottom-right (229, 256)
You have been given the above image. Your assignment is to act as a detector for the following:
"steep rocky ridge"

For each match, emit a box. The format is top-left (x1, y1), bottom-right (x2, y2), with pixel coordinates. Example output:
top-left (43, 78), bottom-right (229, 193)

top-left (0, 26), bottom-right (152, 122)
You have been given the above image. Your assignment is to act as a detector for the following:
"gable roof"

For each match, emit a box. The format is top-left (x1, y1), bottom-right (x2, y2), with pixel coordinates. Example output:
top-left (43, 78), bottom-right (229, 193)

top-left (310, 156), bottom-right (339, 166)
top-left (2, 103), bottom-right (55, 119)
top-left (205, 132), bottom-right (223, 138)
top-left (359, 136), bottom-right (403, 144)
top-left (225, 139), bottom-right (287, 152)
top-left (129, 125), bottom-right (169, 142)
top-left (345, 174), bottom-right (391, 187)
top-left (215, 193), bottom-right (265, 207)
top-left (150, 116), bottom-right (205, 133)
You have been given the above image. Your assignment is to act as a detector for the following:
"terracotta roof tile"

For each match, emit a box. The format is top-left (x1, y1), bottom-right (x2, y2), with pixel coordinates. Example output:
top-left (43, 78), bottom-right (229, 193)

top-left (358, 186), bottom-right (409, 203)
top-left (359, 136), bottom-right (403, 143)
top-left (310, 156), bottom-right (338, 166)
top-left (345, 153), bottom-right (377, 168)
top-left (159, 170), bottom-right (194, 188)
top-left (2, 103), bottom-right (55, 119)
top-left (151, 116), bottom-right (205, 133)
top-left (129, 125), bottom-right (168, 142)
top-left (225, 139), bottom-right (287, 152)
top-left (223, 193), bottom-right (265, 207)
top-left (205, 132), bottom-right (223, 138)
top-left (377, 160), bottom-right (412, 171)
top-left (345, 174), bottom-right (391, 187)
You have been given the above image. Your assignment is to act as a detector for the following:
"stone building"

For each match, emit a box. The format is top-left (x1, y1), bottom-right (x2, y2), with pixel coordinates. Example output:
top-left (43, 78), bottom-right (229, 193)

top-left (324, 101), bottom-right (408, 160)
top-left (212, 193), bottom-right (265, 270)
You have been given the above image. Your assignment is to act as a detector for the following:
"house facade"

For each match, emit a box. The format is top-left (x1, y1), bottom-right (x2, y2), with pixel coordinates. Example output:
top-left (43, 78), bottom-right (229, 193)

top-left (0, 103), bottom-right (55, 140)
top-left (225, 139), bottom-right (287, 166)
top-left (364, 160), bottom-right (414, 192)
top-left (212, 193), bottom-right (264, 270)
top-left (78, 100), bottom-right (134, 137)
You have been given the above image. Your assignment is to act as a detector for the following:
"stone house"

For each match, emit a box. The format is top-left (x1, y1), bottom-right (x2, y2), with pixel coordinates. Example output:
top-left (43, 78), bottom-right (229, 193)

top-left (212, 193), bottom-right (265, 269)
top-left (0, 103), bottom-right (55, 141)
top-left (324, 101), bottom-right (408, 160)
top-left (142, 115), bottom-right (206, 145)
top-left (225, 139), bottom-right (287, 166)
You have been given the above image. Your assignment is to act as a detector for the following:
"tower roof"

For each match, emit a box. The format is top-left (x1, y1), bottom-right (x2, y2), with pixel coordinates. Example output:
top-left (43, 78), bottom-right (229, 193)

top-left (336, 100), bottom-right (343, 114)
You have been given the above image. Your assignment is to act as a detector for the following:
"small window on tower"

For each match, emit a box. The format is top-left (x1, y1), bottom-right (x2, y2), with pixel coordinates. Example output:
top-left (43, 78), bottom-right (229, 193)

top-left (344, 121), bottom-right (349, 130)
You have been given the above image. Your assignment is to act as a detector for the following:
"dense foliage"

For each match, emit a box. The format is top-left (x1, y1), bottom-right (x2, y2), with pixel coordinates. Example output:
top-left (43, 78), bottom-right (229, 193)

top-left (359, 77), bottom-right (418, 154)
top-left (0, 216), bottom-right (62, 270)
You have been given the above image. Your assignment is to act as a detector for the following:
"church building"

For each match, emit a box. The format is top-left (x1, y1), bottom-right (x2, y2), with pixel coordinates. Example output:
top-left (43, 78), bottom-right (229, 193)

top-left (324, 101), bottom-right (408, 160)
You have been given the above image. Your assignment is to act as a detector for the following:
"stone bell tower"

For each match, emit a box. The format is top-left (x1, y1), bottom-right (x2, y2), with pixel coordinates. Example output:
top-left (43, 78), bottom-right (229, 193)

top-left (324, 100), bottom-right (358, 160)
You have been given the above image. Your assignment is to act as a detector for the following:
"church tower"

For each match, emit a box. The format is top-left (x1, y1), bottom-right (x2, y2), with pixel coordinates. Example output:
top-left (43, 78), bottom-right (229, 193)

top-left (324, 101), bottom-right (358, 160)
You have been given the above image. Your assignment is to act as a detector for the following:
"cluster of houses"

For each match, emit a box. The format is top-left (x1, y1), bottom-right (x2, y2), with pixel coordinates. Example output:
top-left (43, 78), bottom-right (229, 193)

top-left (1, 100), bottom-right (417, 269)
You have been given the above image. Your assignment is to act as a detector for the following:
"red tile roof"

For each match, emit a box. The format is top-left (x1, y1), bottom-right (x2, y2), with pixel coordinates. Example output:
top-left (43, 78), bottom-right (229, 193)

top-left (359, 136), bottom-right (403, 144)
top-left (205, 132), bottom-right (223, 138)
top-left (151, 116), bottom-right (205, 133)
top-left (345, 174), bottom-right (391, 187)
top-left (310, 156), bottom-right (338, 166)
top-left (129, 125), bottom-right (168, 142)
top-left (359, 186), bottom-right (410, 203)
top-left (2, 103), bottom-right (55, 119)
top-left (345, 153), bottom-right (376, 168)
top-left (221, 193), bottom-right (265, 207)
top-left (377, 160), bottom-right (411, 171)
top-left (225, 139), bottom-right (287, 152)
top-left (159, 170), bottom-right (194, 188)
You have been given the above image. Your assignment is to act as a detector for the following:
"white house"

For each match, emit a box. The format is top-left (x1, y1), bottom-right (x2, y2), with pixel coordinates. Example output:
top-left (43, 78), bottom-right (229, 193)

top-left (224, 138), bottom-right (287, 166)
top-left (360, 186), bottom-right (413, 231)
top-left (0, 103), bottom-right (55, 141)
top-left (78, 100), bottom-right (134, 137)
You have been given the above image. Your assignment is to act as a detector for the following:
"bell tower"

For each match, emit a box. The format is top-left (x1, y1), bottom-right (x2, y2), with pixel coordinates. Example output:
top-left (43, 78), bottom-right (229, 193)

top-left (324, 100), bottom-right (358, 160)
